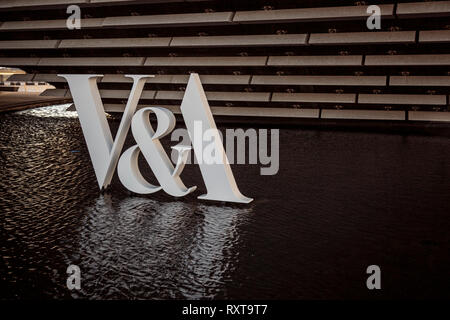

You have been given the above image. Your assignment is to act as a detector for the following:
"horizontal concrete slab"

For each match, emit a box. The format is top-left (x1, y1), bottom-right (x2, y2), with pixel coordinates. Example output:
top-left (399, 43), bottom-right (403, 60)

top-left (40, 88), bottom-right (67, 97)
top-left (358, 94), bottom-right (447, 105)
top-left (156, 91), bottom-right (271, 102)
top-left (419, 30), bottom-right (450, 43)
top-left (322, 109), bottom-right (405, 120)
top-left (102, 12), bottom-right (233, 28)
top-left (0, 12), bottom-right (233, 31)
top-left (397, 1), bottom-right (450, 18)
top-left (0, 0), bottom-right (86, 9)
top-left (91, 0), bottom-right (190, 3)
top-left (365, 54), bottom-right (450, 66)
top-left (102, 74), bottom-right (250, 85)
top-left (409, 111), bottom-right (450, 122)
top-left (144, 56), bottom-right (267, 66)
top-left (0, 57), bottom-right (40, 65)
top-left (234, 4), bottom-right (394, 23)
top-left (33, 74), bottom-right (67, 82)
top-left (0, 91), bottom-right (69, 113)
top-left (5, 74), bottom-right (34, 82)
top-left (0, 18), bottom-right (104, 31)
top-left (102, 104), bottom-right (320, 118)
top-left (102, 104), bottom-right (164, 112)
top-left (34, 74), bottom-right (155, 83)
top-left (44, 88), bottom-right (157, 99)
top-left (268, 55), bottom-right (362, 66)
top-left (272, 93), bottom-right (356, 104)
top-left (309, 31), bottom-right (416, 45)
top-left (100, 74), bottom-right (146, 83)
top-left (59, 37), bottom-right (172, 48)
top-left (176, 74), bottom-right (251, 85)
top-left (210, 107), bottom-right (320, 118)
top-left (28, 74), bottom-right (251, 85)
top-left (64, 90), bottom-right (272, 103)
top-left (171, 34), bottom-right (308, 47)
top-left (390, 76), bottom-right (450, 87)
top-left (0, 0), bottom-right (194, 10)
top-left (99, 90), bottom-right (156, 99)
top-left (1, 74), bottom-right (389, 87)
top-left (39, 57), bottom-right (145, 66)
top-left (0, 40), bottom-right (60, 49)
top-left (91, 0), bottom-right (189, 3)
top-left (252, 75), bottom-right (386, 86)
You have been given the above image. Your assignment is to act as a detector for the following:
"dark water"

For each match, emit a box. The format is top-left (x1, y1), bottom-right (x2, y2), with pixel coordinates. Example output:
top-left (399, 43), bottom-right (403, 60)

top-left (0, 105), bottom-right (449, 299)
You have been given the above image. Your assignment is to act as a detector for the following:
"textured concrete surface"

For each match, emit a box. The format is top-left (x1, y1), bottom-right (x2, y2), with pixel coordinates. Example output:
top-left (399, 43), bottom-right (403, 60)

top-left (0, 92), bottom-right (70, 112)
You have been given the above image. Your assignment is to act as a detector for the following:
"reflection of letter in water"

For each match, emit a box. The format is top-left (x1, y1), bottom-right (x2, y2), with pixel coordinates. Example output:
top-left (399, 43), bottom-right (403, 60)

top-left (75, 196), bottom-right (252, 299)
top-left (177, 204), bottom-right (253, 299)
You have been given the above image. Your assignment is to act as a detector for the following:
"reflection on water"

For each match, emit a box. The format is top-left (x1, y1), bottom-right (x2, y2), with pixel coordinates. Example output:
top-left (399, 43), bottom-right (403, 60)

top-left (69, 196), bottom-right (251, 299)
top-left (4, 104), bottom-right (252, 298)
top-left (16, 104), bottom-right (78, 118)
top-left (1, 105), bottom-right (449, 299)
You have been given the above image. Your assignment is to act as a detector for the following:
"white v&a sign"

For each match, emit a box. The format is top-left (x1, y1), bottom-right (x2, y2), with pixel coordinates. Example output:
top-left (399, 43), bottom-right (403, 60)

top-left (59, 73), bottom-right (253, 204)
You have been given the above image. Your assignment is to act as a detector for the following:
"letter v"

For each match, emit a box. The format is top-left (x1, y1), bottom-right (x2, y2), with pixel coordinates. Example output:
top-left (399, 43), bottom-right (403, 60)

top-left (58, 74), bottom-right (153, 189)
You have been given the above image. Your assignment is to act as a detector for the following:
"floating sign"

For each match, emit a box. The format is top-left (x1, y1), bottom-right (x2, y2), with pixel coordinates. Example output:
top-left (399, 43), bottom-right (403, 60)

top-left (60, 73), bottom-right (253, 203)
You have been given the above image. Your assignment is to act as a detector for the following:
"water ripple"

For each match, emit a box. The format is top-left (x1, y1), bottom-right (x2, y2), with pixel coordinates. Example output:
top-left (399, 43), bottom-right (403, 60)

top-left (1, 105), bottom-right (449, 299)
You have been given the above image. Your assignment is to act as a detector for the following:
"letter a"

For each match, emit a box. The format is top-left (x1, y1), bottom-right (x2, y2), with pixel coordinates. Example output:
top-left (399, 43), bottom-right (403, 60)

top-left (180, 74), bottom-right (253, 203)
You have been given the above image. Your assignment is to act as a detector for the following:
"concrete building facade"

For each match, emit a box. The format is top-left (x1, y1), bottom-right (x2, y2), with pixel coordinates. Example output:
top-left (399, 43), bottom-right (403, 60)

top-left (0, 0), bottom-right (449, 123)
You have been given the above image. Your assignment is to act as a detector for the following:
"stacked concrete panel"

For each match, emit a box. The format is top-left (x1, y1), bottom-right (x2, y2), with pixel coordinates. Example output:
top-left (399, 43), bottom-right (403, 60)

top-left (0, 0), bottom-right (449, 122)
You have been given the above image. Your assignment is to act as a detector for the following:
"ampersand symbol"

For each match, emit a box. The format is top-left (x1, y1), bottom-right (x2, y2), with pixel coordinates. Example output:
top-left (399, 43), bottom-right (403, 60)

top-left (117, 107), bottom-right (196, 196)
